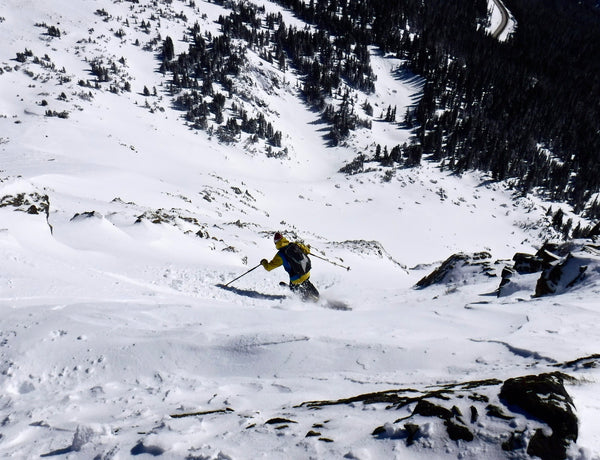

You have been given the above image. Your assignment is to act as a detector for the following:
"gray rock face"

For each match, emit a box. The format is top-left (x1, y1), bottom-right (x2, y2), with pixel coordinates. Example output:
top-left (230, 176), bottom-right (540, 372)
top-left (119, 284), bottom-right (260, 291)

top-left (500, 372), bottom-right (578, 459)
top-left (415, 251), bottom-right (496, 288)
top-left (498, 240), bottom-right (600, 297)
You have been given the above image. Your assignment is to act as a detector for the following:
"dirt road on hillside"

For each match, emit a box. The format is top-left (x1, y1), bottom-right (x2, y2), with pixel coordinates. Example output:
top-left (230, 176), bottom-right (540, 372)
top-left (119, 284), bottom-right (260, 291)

top-left (491, 0), bottom-right (509, 39)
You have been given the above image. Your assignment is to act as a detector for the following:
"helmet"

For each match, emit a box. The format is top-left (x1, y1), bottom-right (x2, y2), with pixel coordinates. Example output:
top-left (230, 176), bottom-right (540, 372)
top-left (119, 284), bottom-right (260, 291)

top-left (273, 232), bottom-right (283, 243)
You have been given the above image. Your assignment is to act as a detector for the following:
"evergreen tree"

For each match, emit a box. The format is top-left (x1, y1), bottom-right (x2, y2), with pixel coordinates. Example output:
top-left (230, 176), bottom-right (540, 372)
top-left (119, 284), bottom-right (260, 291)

top-left (162, 36), bottom-right (175, 61)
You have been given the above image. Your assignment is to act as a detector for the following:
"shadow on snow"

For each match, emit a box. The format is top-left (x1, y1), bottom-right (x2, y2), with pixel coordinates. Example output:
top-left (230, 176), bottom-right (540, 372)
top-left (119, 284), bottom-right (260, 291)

top-left (216, 284), bottom-right (287, 300)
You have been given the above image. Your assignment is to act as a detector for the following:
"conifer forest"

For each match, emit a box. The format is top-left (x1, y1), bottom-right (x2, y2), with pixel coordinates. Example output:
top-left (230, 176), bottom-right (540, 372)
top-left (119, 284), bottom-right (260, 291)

top-left (162, 0), bottom-right (600, 223)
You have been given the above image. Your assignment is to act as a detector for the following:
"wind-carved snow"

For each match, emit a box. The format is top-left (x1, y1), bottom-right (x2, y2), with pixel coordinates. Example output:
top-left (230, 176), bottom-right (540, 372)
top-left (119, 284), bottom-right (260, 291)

top-left (0, 0), bottom-right (599, 459)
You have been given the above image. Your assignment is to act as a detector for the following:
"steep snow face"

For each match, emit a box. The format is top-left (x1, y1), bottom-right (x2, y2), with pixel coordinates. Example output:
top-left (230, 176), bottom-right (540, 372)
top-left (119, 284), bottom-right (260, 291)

top-left (1, 1), bottom-right (599, 459)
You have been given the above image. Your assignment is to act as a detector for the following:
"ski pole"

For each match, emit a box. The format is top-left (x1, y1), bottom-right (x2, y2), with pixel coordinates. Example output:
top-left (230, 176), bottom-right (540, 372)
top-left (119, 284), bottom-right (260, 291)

top-left (310, 253), bottom-right (351, 271)
top-left (222, 263), bottom-right (261, 287)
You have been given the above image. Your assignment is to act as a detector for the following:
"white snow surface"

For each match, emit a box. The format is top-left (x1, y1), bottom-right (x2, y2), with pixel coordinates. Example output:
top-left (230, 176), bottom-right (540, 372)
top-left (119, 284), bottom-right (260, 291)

top-left (0, 1), bottom-right (598, 459)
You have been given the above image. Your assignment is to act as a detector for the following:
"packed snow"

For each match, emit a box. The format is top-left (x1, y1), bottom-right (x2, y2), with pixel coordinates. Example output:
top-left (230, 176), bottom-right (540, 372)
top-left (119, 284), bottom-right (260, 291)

top-left (0, 1), bottom-right (598, 459)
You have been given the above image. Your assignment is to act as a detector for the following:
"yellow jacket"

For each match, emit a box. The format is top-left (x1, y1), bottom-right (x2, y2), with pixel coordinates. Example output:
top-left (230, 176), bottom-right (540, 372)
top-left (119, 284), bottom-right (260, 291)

top-left (261, 237), bottom-right (311, 285)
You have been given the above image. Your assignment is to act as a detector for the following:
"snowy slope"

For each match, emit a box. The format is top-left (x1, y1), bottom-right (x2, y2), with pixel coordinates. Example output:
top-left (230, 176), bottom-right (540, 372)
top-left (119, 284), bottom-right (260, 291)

top-left (1, 1), bottom-right (599, 459)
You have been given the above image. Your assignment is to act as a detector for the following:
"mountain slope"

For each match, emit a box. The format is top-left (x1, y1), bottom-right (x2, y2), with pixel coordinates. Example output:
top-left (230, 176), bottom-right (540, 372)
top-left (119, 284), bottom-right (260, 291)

top-left (1, 1), bottom-right (599, 459)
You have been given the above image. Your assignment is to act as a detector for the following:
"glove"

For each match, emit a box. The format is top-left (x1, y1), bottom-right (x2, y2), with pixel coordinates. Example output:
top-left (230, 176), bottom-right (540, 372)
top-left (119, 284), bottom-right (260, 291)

top-left (260, 259), bottom-right (268, 267)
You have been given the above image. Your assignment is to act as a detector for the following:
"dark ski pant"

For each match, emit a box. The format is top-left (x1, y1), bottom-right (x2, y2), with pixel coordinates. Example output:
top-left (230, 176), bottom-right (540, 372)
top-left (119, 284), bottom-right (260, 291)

top-left (290, 279), bottom-right (319, 302)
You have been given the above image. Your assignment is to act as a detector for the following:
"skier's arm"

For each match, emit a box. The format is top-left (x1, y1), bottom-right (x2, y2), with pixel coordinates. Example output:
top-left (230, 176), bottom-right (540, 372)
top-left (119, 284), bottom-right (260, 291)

top-left (261, 254), bottom-right (283, 271)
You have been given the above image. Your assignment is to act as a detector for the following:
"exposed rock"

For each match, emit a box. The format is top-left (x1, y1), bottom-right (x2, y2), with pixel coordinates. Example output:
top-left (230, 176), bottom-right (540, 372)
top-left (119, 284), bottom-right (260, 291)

top-left (371, 425), bottom-right (387, 436)
top-left (265, 417), bottom-right (297, 425)
top-left (134, 207), bottom-right (210, 238)
top-left (467, 393), bottom-right (490, 403)
top-left (298, 387), bottom-right (425, 409)
top-left (415, 252), bottom-right (497, 288)
top-left (498, 244), bottom-right (558, 295)
top-left (332, 239), bottom-right (407, 269)
top-left (536, 242), bottom-right (564, 263)
top-left (513, 252), bottom-right (546, 274)
top-left (451, 405), bottom-right (462, 418)
top-left (470, 406), bottom-right (478, 423)
top-left (412, 399), bottom-right (453, 420)
top-left (130, 441), bottom-right (164, 456)
top-left (70, 210), bottom-right (101, 221)
top-left (500, 372), bottom-right (578, 459)
top-left (445, 419), bottom-right (473, 442)
top-left (371, 422), bottom-right (423, 446)
top-left (556, 354), bottom-right (600, 370)
top-left (486, 404), bottom-right (513, 420)
top-left (502, 430), bottom-right (527, 452)
top-left (535, 253), bottom-right (589, 297)
top-left (169, 407), bottom-right (234, 419)
top-left (297, 374), bottom-right (583, 457)
top-left (404, 423), bottom-right (420, 446)
top-left (499, 239), bottom-right (600, 297)
top-left (0, 192), bottom-right (49, 216)
top-left (411, 399), bottom-right (474, 442)
top-left (0, 192), bottom-right (52, 233)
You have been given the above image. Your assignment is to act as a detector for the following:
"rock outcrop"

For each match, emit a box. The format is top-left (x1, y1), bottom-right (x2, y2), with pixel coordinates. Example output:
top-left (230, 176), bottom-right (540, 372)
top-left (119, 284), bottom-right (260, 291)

top-left (415, 251), bottom-right (498, 288)
top-left (300, 372), bottom-right (580, 459)
top-left (500, 373), bottom-right (578, 459)
top-left (499, 240), bottom-right (600, 297)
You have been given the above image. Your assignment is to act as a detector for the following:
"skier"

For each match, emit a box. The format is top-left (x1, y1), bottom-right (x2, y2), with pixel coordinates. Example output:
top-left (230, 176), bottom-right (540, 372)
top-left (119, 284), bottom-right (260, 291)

top-left (261, 232), bottom-right (320, 301)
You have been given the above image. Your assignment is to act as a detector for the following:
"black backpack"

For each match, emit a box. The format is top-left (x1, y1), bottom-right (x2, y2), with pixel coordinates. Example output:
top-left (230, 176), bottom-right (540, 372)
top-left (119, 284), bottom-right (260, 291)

top-left (280, 243), bottom-right (311, 277)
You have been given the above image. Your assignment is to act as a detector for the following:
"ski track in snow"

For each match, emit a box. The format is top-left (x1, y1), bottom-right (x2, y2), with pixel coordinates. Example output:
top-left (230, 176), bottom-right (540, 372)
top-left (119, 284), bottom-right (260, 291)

top-left (0, 0), bottom-right (599, 459)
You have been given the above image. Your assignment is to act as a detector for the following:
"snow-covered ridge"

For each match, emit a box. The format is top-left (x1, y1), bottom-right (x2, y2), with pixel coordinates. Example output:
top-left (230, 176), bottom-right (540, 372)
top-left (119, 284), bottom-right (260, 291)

top-left (1, 0), bottom-right (599, 458)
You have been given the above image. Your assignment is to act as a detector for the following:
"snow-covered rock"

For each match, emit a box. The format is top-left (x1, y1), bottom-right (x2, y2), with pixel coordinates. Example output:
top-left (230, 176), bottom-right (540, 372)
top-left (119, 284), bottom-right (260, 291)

top-left (415, 251), bottom-right (500, 289)
top-left (498, 240), bottom-right (600, 297)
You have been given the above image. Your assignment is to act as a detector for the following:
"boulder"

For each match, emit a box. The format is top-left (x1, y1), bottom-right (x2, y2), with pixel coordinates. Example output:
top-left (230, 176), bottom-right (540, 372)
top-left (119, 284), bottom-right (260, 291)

top-left (534, 252), bottom-right (590, 297)
top-left (499, 372), bottom-right (577, 460)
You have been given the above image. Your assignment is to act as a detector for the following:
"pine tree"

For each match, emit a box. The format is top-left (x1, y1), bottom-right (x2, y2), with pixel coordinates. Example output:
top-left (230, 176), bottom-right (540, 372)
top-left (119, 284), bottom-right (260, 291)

top-left (162, 36), bottom-right (175, 61)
